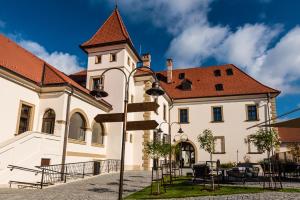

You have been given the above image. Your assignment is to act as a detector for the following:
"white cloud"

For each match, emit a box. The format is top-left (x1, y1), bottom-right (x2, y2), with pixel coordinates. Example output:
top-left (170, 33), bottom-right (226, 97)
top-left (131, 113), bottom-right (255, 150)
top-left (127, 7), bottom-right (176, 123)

top-left (19, 40), bottom-right (84, 75)
top-left (104, 0), bottom-right (300, 94)
top-left (167, 24), bottom-right (228, 67)
top-left (215, 24), bottom-right (281, 73)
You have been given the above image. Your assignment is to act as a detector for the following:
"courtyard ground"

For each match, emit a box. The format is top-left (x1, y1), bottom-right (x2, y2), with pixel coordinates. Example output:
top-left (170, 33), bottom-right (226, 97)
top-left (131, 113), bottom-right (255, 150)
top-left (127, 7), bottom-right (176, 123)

top-left (0, 171), bottom-right (299, 200)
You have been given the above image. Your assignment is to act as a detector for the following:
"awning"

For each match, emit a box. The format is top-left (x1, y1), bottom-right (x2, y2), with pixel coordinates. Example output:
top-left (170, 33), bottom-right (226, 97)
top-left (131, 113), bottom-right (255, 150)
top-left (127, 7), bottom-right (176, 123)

top-left (261, 117), bottom-right (300, 128)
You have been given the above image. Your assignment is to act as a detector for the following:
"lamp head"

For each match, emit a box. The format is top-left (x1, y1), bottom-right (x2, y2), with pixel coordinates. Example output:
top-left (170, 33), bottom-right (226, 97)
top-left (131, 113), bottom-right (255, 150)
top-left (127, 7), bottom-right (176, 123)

top-left (90, 83), bottom-right (108, 98)
top-left (146, 82), bottom-right (165, 97)
top-left (178, 128), bottom-right (184, 134)
top-left (157, 128), bottom-right (163, 133)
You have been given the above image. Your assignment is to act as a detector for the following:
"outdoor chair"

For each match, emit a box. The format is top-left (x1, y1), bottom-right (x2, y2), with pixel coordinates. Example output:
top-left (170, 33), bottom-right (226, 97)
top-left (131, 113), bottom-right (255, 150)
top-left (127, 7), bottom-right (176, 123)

top-left (227, 167), bottom-right (247, 184)
top-left (192, 164), bottom-right (210, 184)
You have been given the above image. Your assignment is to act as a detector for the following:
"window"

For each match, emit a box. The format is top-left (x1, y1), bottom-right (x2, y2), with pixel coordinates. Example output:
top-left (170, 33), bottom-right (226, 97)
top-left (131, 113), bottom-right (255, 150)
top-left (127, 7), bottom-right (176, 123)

top-left (130, 134), bottom-right (133, 143)
top-left (215, 84), bottom-right (223, 91)
top-left (247, 136), bottom-right (262, 154)
top-left (214, 70), bottom-right (221, 77)
top-left (213, 136), bottom-right (225, 154)
top-left (92, 76), bottom-right (105, 90)
top-left (212, 106), bottom-right (223, 122)
top-left (247, 105), bottom-right (258, 121)
top-left (40, 158), bottom-right (51, 166)
top-left (17, 103), bottom-right (34, 135)
top-left (69, 112), bottom-right (86, 141)
top-left (131, 95), bottom-right (134, 103)
top-left (95, 55), bottom-right (102, 64)
top-left (226, 68), bottom-right (233, 75)
top-left (163, 104), bottom-right (167, 121)
top-left (132, 63), bottom-right (135, 70)
top-left (153, 130), bottom-right (161, 143)
top-left (179, 73), bottom-right (185, 79)
top-left (180, 79), bottom-right (192, 90)
top-left (162, 134), bottom-right (169, 144)
top-left (92, 122), bottom-right (104, 145)
top-left (179, 108), bottom-right (189, 123)
top-left (110, 53), bottom-right (117, 62)
top-left (42, 109), bottom-right (56, 134)
top-left (127, 56), bottom-right (130, 66)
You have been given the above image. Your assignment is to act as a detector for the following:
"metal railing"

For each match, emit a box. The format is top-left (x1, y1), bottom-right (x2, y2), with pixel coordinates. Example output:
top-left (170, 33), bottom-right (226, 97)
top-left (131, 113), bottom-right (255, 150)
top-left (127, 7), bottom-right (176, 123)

top-left (8, 159), bottom-right (120, 189)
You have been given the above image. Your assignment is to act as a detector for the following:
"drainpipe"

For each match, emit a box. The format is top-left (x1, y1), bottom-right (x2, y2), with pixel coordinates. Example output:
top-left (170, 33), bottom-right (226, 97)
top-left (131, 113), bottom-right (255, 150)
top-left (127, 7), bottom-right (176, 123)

top-left (61, 85), bottom-right (74, 179)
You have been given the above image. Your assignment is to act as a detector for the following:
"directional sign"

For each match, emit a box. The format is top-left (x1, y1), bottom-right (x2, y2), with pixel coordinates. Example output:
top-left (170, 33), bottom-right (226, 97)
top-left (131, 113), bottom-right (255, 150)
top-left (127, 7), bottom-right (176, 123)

top-left (127, 102), bottom-right (159, 113)
top-left (126, 120), bottom-right (158, 131)
top-left (94, 113), bottom-right (124, 123)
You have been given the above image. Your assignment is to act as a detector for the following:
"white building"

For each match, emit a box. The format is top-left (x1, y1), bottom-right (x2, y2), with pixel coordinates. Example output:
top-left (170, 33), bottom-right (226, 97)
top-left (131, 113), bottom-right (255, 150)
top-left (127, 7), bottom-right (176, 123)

top-left (0, 8), bottom-right (280, 186)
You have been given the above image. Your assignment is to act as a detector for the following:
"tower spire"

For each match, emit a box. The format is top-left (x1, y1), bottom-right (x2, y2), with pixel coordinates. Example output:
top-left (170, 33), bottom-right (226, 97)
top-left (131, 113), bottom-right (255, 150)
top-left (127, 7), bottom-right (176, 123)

top-left (115, 0), bottom-right (118, 9)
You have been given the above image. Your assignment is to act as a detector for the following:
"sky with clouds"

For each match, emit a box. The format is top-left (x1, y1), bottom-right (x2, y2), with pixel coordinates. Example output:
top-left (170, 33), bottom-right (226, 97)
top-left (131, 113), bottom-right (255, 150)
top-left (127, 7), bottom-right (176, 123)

top-left (0, 0), bottom-right (299, 118)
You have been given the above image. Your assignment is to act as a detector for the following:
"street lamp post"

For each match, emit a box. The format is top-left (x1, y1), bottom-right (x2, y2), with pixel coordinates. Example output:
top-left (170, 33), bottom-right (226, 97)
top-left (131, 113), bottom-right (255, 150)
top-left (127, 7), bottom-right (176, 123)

top-left (157, 122), bottom-right (183, 184)
top-left (90, 66), bottom-right (164, 200)
top-left (173, 133), bottom-right (188, 176)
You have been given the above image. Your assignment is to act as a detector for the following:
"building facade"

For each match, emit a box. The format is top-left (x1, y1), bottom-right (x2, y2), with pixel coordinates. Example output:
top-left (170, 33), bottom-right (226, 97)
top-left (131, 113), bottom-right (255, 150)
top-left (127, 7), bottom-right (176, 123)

top-left (0, 8), bottom-right (280, 186)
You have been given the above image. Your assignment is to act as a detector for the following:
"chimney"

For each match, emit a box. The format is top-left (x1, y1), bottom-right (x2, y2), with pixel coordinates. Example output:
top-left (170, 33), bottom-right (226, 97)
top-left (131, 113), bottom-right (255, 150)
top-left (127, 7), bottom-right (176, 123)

top-left (141, 53), bottom-right (151, 68)
top-left (166, 58), bottom-right (173, 83)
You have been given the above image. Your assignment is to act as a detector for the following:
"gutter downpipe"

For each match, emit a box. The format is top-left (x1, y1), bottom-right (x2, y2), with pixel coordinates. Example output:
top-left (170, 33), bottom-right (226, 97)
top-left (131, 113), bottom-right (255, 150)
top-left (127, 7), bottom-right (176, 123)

top-left (168, 98), bottom-right (174, 183)
top-left (61, 85), bottom-right (74, 180)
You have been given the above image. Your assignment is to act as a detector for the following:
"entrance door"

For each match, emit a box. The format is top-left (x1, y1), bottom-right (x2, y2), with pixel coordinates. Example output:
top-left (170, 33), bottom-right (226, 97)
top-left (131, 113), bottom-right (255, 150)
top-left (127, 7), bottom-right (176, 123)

top-left (176, 142), bottom-right (195, 168)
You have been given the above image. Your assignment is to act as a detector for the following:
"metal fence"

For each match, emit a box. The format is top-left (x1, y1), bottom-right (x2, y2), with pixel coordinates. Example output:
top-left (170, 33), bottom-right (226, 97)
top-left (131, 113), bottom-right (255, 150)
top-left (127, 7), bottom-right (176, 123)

top-left (8, 159), bottom-right (120, 189)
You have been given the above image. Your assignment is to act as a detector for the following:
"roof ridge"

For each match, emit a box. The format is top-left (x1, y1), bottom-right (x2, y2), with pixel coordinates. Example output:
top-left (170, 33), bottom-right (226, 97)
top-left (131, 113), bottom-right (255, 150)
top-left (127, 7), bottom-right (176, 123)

top-left (115, 8), bottom-right (132, 43)
top-left (44, 63), bottom-right (66, 83)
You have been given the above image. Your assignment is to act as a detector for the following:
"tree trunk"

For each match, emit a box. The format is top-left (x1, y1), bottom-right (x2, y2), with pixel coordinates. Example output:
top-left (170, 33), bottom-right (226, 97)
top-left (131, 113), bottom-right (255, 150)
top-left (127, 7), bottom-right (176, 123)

top-left (210, 153), bottom-right (215, 191)
top-left (267, 151), bottom-right (274, 188)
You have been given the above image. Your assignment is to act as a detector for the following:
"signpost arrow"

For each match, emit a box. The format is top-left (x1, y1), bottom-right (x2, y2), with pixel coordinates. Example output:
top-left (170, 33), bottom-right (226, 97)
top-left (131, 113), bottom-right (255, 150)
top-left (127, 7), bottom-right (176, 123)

top-left (94, 113), bottom-right (124, 123)
top-left (126, 120), bottom-right (158, 131)
top-left (127, 102), bottom-right (159, 113)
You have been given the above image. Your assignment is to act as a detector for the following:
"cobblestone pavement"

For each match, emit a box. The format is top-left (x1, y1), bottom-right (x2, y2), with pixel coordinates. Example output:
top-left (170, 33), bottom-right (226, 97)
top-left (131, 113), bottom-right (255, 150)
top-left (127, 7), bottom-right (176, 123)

top-left (0, 171), bottom-right (152, 200)
top-left (165, 192), bottom-right (300, 200)
top-left (0, 171), bottom-right (299, 200)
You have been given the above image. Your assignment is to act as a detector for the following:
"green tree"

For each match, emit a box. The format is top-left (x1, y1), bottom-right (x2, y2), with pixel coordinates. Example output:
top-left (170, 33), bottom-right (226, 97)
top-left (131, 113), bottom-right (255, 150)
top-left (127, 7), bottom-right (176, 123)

top-left (197, 129), bottom-right (215, 190)
top-left (247, 128), bottom-right (280, 188)
top-left (287, 143), bottom-right (300, 162)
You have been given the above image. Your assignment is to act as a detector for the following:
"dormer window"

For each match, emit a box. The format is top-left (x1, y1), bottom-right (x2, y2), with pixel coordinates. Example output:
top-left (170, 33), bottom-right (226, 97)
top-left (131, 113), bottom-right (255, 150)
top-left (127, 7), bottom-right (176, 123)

top-left (95, 55), bottom-right (102, 64)
top-left (215, 84), bottom-right (223, 91)
top-left (214, 70), bottom-right (221, 77)
top-left (226, 68), bottom-right (233, 76)
top-left (179, 73), bottom-right (185, 80)
top-left (110, 53), bottom-right (117, 62)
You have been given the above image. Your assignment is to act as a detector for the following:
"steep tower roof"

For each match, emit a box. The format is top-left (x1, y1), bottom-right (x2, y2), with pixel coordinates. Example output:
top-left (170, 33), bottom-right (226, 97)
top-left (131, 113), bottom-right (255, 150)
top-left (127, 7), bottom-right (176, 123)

top-left (80, 8), bottom-right (139, 59)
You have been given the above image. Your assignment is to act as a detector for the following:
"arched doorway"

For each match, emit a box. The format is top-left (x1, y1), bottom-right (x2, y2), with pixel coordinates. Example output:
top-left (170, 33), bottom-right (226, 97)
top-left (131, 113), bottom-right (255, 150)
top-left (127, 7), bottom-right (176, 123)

top-left (176, 142), bottom-right (195, 168)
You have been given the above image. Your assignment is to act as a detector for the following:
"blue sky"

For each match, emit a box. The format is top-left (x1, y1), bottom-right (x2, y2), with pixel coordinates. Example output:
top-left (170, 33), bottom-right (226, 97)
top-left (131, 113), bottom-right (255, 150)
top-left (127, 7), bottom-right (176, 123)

top-left (0, 0), bottom-right (300, 118)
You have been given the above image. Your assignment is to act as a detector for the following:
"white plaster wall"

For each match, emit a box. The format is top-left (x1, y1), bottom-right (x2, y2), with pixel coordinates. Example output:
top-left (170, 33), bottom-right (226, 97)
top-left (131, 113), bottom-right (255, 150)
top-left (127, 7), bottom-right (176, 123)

top-left (170, 96), bottom-right (271, 164)
top-left (0, 77), bottom-right (40, 142)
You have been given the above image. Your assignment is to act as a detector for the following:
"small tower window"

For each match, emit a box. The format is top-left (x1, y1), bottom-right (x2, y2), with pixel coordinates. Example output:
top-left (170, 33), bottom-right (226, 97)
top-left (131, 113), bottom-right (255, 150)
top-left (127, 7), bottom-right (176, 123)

top-left (92, 76), bottom-right (105, 90)
top-left (179, 73), bottom-right (185, 80)
top-left (226, 68), bottom-right (233, 76)
top-left (95, 55), bottom-right (102, 64)
top-left (127, 56), bottom-right (131, 66)
top-left (215, 84), bottom-right (224, 91)
top-left (110, 53), bottom-right (117, 62)
top-left (214, 70), bottom-right (221, 77)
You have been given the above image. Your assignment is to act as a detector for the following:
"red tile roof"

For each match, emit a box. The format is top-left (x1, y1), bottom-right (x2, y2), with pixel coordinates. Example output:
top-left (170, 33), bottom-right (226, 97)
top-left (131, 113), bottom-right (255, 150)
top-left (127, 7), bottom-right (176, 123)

top-left (154, 65), bottom-right (280, 99)
top-left (0, 34), bottom-right (111, 109)
top-left (74, 64), bottom-right (280, 100)
top-left (80, 8), bottom-right (139, 59)
top-left (278, 127), bottom-right (300, 143)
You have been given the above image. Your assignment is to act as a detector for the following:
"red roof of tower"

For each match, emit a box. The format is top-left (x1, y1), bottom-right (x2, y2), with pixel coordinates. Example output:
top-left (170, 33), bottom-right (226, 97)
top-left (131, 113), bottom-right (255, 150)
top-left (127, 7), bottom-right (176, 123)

top-left (80, 8), bottom-right (139, 59)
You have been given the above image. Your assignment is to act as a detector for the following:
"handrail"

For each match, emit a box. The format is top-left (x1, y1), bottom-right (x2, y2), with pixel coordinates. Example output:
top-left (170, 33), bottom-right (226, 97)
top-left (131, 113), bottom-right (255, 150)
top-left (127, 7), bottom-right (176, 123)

top-left (7, 165), bottom-right (41, 174)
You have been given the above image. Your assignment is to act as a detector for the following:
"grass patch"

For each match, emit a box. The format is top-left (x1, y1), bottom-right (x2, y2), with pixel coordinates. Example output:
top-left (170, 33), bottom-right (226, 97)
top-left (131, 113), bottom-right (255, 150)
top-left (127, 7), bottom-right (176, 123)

top-left (125, 177), bottom-right (300, 199)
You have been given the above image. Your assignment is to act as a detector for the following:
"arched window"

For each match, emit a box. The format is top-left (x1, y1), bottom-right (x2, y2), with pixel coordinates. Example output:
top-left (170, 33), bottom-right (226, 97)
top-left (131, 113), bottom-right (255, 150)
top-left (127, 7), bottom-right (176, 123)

top-left (92, 123), bottom-right (104, 145)
top-left (42, 109), bottom-right (56, 134)
top-left (69, 112), bottom-right (86, 141)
